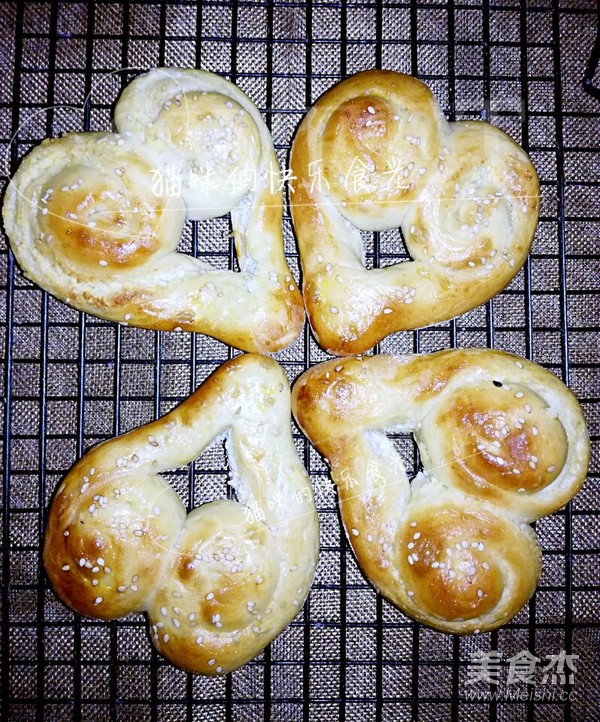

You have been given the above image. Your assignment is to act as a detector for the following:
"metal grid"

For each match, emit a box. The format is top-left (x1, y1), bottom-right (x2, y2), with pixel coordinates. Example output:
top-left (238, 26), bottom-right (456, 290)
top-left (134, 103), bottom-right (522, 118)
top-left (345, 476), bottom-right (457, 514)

top-left (1, 1), bottom-right (599, 720)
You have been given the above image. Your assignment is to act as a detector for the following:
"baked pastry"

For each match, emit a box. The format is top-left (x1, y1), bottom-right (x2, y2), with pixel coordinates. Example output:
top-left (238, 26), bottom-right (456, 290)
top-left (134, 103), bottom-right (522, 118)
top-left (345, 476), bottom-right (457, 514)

top-left (44, 354), bottom-right (319, 674)
top-left (3, 68), bottom-right (304, 353)
top-left (292, 349), bottom-right (589, 633)
top-left (290, 70), bottom-right (540, 355)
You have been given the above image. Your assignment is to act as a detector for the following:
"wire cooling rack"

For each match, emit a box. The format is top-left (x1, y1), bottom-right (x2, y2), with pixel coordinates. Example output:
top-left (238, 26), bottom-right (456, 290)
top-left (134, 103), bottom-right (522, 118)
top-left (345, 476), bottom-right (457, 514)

top-left (1, 1), bottom-right (599, 721)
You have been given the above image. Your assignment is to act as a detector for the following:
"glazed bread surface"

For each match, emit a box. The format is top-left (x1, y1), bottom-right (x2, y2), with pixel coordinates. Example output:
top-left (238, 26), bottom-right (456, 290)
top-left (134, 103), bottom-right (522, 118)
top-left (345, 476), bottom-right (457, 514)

top-left (44, 354), bottom-right (319, 674)
top-left (290, 70), bottom-right (540, 355)
top-left (292, 349), bottom-right (589, 633)
top-left (3, 68), bottom-right (304, 353)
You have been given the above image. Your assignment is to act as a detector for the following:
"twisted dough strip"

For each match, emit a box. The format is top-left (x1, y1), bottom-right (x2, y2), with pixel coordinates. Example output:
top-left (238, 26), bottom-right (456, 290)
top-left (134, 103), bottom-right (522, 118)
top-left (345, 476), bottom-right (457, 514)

top-left (292, 349), bottom-right (589, 633)
top-left (44, 354), bottom-right (319, 674)
top-left (290, 70), bottom-right (540, 355)
top-left (3, 68), bottom-right (303, 353)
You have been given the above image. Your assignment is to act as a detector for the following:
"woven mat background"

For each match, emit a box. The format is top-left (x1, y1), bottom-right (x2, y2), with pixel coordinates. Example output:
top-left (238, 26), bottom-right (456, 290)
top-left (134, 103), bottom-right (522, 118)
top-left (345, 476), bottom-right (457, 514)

top-left (0, 1), bottom-right (599, 721)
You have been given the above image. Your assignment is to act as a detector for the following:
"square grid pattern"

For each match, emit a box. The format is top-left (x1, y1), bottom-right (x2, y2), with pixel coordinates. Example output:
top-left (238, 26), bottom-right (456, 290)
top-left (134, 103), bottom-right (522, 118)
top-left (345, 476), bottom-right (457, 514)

top-left (0, 1), bottom-right (599, 721)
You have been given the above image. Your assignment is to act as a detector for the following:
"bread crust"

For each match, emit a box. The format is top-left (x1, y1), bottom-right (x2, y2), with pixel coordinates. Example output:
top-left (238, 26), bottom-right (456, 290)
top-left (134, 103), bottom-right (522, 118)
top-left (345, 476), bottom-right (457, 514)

top-left (290, 70), bottom-right (539, 355)
top-left (3, 68), bottom-right (304, 353)
top-left (44, 353), bottom-right (319, 674)
top-left (292, 349), bottom-right (589, 633)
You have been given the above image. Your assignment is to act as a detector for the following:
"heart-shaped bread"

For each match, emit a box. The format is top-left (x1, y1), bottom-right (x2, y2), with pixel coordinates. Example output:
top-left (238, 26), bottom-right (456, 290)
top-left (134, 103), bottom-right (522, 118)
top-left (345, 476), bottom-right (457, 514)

top-left (3, 68), bottom-right (304, 353)
top-left (290, 70), bottom-right (540, 355)
top-left (44, 354), bottom-right (319, 674)
top-left (292, 349), bottom-right (589, 633)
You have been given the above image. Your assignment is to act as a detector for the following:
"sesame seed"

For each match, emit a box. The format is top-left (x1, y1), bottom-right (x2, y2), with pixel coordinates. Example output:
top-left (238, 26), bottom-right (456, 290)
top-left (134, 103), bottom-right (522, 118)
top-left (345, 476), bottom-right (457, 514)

top-left (94, 597), bottom-right (103, 605)
top-left (331, 306), bottom-right (339, 314)
top-left (163, 634), bottom-right (169, 643)
top-left (117, 586), bottom-right (126, 592)
top-left (431, 561), bottom-right (439, 568)
top-left (548, 465), bottom-right (556, 473)
top-left (63, 530), bottom-right (69, 537)
top-left (208, 658), bottom-right (216, 666)
top-left (477, 589), bottom-right (484, 598)
top-left (413, 532), bottom-right (421, 540)
top-left (196, 635), bottom-right (204, 645)
top-left (173, 619), bottom-right (180, 628)
top-left (131, 585), bottom-right (138, 591)
top-left (367, 106), bottom-right (376, 114)
top-left (92, 580), bottom-right (98, 586)
top-left (467, 566), bottom-right (476, 575)
top-left (408, 556), bottom-right (414, 565)
top-left (482, 562), bottom-right (490, 570)
top-left (62, 565), bottom-right (70, 571)
top-left (161, 607), bottom-right (167, 616)
top-left (351, 528), bottom-right (359, 536)
top-left (206, 592), bottom-right (214, 600)
top-left (335, 365), bottom-right (343, 372)
top-left (407, 542), bottom-right (414, 549)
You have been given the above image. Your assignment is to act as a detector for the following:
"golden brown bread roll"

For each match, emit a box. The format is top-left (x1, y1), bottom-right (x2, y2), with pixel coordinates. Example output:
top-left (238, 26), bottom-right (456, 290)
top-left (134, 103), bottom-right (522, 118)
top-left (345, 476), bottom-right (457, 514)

top-left (292, 349), bottom-right (589, 633)
top-left (44, 354), bottom-right (319, 674)
top-left (290, 70), bottom-right (540, 355)
top-left (3, 68), bottom-right (304, 353)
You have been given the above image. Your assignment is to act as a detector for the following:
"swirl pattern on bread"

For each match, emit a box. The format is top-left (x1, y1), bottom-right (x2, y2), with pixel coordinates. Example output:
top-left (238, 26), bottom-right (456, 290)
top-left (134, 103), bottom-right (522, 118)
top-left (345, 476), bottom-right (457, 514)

top-left (290, 70), bottom-right (540, 355)
top-left (3, 68), bottom-right (304, 353)
top-left (292, 349), bottom-right (589, 633)
top-left (44, 354), bottom-right (319, 674)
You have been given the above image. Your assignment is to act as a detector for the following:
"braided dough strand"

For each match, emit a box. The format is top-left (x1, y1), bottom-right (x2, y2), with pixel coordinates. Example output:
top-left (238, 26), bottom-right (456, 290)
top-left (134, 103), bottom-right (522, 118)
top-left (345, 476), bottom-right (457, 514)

top-left (292, 349), bottom-right (589, 633)
top-left (290, 70), bottom-right (539, 355)
top-left (44, 354), bottom-right (319, 674)
top-left (3, 69), bottom-right (303, 353)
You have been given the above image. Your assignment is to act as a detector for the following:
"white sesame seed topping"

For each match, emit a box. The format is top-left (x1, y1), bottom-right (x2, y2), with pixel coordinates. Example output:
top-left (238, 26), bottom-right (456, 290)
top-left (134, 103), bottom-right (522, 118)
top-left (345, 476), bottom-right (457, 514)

top-left (117, 586), bottom-right (126, 592)
top-left (63, 530), bottom-right (69, 537)
top-left (94, 596), bottom-right (103, 605)
top-left (196, 635), bottom-right (204, 645)
top-left (383, 307), bottom-right (393, 315)
top-left (62, 565), bottom-right (70, 571)
top-left (548, 465), bottom-right (556, 473)
top-left (208, 658), bottom-right (215, 666)
top-left (413, 532), bottom-right (421, 540)
top-left (163, 634), bottom-right (169, 643)
top-left (367, 105), bottom-right (376, 114)
top-left (351, 528), bottom-right (359, 536)
top-left (477, 589), bottom-right (484, 598)
top-left (408, 556), bottom-right (414, 565)
top-left (161, 607), bottom-right (167, 616)
top-left (206, 592), bottom-right (214, 600)
top-left (331, 306), bottom-right (339, 315)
